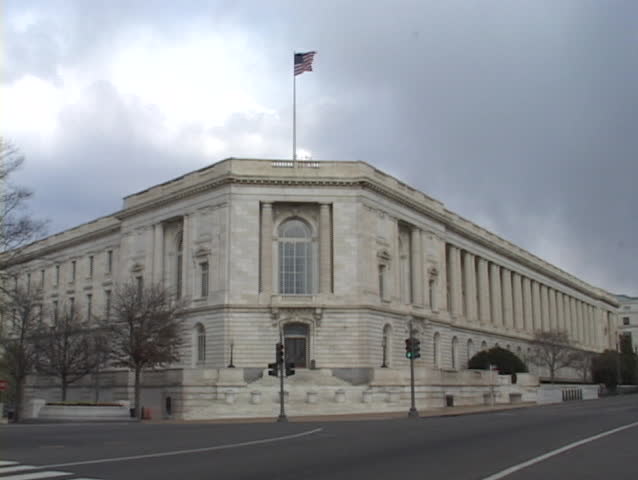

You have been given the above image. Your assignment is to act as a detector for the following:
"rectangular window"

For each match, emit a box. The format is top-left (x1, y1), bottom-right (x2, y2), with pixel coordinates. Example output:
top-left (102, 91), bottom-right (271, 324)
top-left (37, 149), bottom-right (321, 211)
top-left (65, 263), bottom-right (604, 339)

top-left (200, 262), bottom-right (209, 298)
top-left (136, 276), bottom-right (144, 297)
top-left (105, 290), bottom-right (111, 319)
top-left (41, 269), bottom-right (45, 287)
top-left (623, 317), bottom-right (630, 326)
top-left (69, 297), bottom-right (75, 316)
top-left (71, 260), bottom-right (76, 282)
top-left (89, 256), bottom-right (94, 278)
top-left (27, 273), bottom-right (31, 292)
top-left (107, 250), bottom-right (113, 274)
top-left (53, 300), bottom-right (59, 322)
top-left (198, 330), bottom-right (206, 363)
top-left (278, 242), bottom-right (312, 294)
top-left (55, 265), bottom-right (60, 286)
top-left (378, 264), bottom-right (385, 299)
top-left (87, 294), bottom-right (92, 319)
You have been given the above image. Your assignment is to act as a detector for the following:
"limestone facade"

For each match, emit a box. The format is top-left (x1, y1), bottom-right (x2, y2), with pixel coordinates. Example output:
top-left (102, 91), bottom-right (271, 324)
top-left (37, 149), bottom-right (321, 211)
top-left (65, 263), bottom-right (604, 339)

top-left (617, 294), bottom-right (638, 351)
top-left (5, 159), bottom-right (619, 418)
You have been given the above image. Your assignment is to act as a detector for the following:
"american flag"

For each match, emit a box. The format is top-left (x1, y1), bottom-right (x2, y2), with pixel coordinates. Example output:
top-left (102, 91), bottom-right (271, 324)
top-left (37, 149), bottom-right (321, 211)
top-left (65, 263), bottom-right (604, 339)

top-left (294, 51), bottom-right (316, 76)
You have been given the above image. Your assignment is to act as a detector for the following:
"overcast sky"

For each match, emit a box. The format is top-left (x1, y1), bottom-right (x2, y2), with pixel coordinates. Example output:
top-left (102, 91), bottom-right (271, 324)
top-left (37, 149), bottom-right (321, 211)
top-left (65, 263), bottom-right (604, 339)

top-left (4, 0), bottom-right (637, 295)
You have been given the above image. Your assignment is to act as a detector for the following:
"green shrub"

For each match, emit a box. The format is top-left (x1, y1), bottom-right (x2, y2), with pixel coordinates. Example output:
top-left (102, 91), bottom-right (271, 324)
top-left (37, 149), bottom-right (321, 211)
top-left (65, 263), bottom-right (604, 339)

top-left (592, 350), bottom-right (619, 390)
top-left (468, 347), bottom-right (528, 375)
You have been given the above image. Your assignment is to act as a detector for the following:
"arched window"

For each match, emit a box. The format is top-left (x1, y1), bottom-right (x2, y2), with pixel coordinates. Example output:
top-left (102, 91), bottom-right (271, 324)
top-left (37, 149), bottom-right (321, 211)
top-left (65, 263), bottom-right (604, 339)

top-left (451, 336), bottom-right (459, 370)
top-left (194, 323), bottom-right (206, 365)
top-left (481, 340), bottom-right (488, 351)
top-left (467, 339), bottom-right (474, 363)
top-left (176, 230), bottom-right (184, 298)
top-left (278, 219), bottom-right (313, 294)
top-left (284, 323), bottom-right (309, 368)
top-left (433, 332), bottom-right (441, 367)
top-left (382, 324), bottom-right (392, 367)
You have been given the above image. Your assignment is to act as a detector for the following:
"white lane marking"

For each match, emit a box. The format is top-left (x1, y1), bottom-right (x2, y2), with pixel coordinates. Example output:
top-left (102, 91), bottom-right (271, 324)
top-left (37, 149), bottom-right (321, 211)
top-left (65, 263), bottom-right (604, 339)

top-left (0, 465), bottom-right (36, 473)
top-left (0, 461), bottom-right (18, 466)
top-left (0, 472), bottom-right (69, 480)
top-left (481, 420), bottom-right (638, 480)
top-left (38, 427), bottom-right (323, 469)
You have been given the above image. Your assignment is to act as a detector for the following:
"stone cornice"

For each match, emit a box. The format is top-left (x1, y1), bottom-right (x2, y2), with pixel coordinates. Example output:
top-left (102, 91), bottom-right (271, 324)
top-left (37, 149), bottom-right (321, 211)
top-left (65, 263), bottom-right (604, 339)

top-left (4, 160), bottom-right (618, 308)
top-left (3, 223), bottom-right (121, 267)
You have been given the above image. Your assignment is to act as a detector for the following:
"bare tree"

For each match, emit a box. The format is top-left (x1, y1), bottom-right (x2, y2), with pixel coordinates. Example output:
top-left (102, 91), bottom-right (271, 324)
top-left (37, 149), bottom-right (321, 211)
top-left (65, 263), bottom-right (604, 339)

top-left (0, 286), bottom-right (42, 421)
top-left (103, 280), bottom-right (184, 419)
top-left (569, 350), bottom-right (594, 383)
top-left (531, 330), bottom-right (575, 383)
top-left (35, 304), bottom-right (105, 401)
top-left (0, 139), bottom-right (46, 263)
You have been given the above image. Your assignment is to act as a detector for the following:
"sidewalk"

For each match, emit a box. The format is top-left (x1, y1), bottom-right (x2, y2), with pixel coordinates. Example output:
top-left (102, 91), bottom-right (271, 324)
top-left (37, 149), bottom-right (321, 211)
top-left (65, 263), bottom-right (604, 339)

top-left (144, 402), bottom-right (537, 425)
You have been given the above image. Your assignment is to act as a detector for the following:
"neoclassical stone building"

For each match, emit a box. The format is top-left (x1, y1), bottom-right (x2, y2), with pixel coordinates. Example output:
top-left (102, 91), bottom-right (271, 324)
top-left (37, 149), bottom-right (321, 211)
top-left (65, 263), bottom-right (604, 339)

top-left (8, 159), bottom-right (619, 419)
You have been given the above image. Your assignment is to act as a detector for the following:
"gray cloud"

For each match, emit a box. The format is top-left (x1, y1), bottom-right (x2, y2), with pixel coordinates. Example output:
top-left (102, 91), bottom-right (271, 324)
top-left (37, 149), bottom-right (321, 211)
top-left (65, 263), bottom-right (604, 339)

top-left (6, 0), bottom-right (638, 294)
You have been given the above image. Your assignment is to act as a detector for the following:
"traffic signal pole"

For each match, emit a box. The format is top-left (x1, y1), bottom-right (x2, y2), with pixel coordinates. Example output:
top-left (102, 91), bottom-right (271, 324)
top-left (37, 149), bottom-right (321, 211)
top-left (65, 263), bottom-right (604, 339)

top-left (277, 335), bottom-right (288, 423)
top-left (408, 321), bottom-right (419, 418)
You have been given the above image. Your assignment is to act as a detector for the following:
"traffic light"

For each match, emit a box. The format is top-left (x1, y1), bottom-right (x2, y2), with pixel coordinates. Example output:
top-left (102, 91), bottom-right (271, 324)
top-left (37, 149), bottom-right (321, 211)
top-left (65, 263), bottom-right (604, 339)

top-left (268, 362), bottom-right (278, 377)
top-left (405, 338), bottom-right (421, 359)
top-left (285, 362), bottom-right (295, 377)
top-left (413, 338), bottom-right (421, 359)
top-left (276, 342), bottom-right (284, 364)
top-left (405, 338), bottom-right (414, 359)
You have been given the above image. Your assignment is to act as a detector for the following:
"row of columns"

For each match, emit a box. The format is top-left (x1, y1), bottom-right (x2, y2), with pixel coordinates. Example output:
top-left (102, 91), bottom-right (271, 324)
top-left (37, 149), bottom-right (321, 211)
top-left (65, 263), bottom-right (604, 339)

top-left (446, 245), bottom-right (601, 347)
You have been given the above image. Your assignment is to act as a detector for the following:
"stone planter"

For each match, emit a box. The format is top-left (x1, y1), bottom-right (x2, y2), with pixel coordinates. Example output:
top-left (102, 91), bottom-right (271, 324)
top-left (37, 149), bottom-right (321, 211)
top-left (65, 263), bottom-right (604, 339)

top-left (386, 391), bottom-right (400, 403)
top-left (362, 391), bottom-right (373, 403)
top-left (306, 391), bottom-right (318, 404)
top-left (224, 390), bottom-right (236, 405)
top-left (334, 389), bottom-right (346, 403)
top-left (250, 391), bottom-right (262, 405)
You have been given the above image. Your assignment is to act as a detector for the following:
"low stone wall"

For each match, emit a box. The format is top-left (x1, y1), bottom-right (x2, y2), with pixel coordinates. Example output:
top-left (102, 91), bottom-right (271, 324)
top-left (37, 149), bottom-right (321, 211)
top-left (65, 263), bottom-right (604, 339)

top-left (37, 404), bottom-right (131, 421)
top-left (537, 384), bottom-right (599, 404)
top-left (23, 367), bottom-right (542, 420)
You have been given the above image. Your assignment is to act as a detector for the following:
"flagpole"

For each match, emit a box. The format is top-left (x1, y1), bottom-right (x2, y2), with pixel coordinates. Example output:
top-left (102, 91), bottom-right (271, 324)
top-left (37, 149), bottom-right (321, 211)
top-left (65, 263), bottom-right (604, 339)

top-left (293, 52), bottom-right (297, 166)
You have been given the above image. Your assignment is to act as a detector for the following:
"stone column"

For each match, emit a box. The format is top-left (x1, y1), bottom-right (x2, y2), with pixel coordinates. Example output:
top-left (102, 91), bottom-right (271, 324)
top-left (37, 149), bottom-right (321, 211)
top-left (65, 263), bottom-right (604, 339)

top-left (153, 222), bottom-right (164, 283)
top-left (477, 258), bottom-right (490, 324)
top-left (320, 204), bottom-right (333, 295)
top-left (556, 292), bottom-right (564, 331)
top-left (548, 289), bottom-right (556, 330)
top-left (513, 273), bottom-right (523, 330)
top-left (577, 301), bottom-right (584, 344)
top-left (260, 203), bottom-right (274, 295)
top-left (587, 305), bottom-right (596, 346)
top-left (463, 251), bottom-right (477, 322)
top-left (182, 214), bottom-right (192, 297)
top-left (489, 263), bottom-right (502, 326)
top-left (448, 246), bottom-right (463, 317)
top-left (523, 277), bottom-right (533, 332)
top-left (410, 227), bottom-right (423, 305)
top-left (532, 281), bottom-right (542, 332)
top-left (567, 297), bottom-right (574, 341)
top-left (593, 306), bottom-right (598, 347)
top-left (501, 269), bottom-right (513, 328)
top-left (540, 285), bottom-right (550, 331)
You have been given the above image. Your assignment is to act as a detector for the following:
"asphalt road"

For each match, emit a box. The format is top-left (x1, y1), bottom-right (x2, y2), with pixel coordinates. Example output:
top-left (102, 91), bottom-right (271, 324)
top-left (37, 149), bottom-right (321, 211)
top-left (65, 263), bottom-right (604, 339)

top-left (2, 395), bottom-right (638, 480)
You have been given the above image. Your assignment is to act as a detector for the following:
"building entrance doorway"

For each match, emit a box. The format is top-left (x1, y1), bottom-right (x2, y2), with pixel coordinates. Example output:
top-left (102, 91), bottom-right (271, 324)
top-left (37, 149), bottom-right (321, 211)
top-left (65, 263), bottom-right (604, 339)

top-left (284, 323), bottom-right (309, 368)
